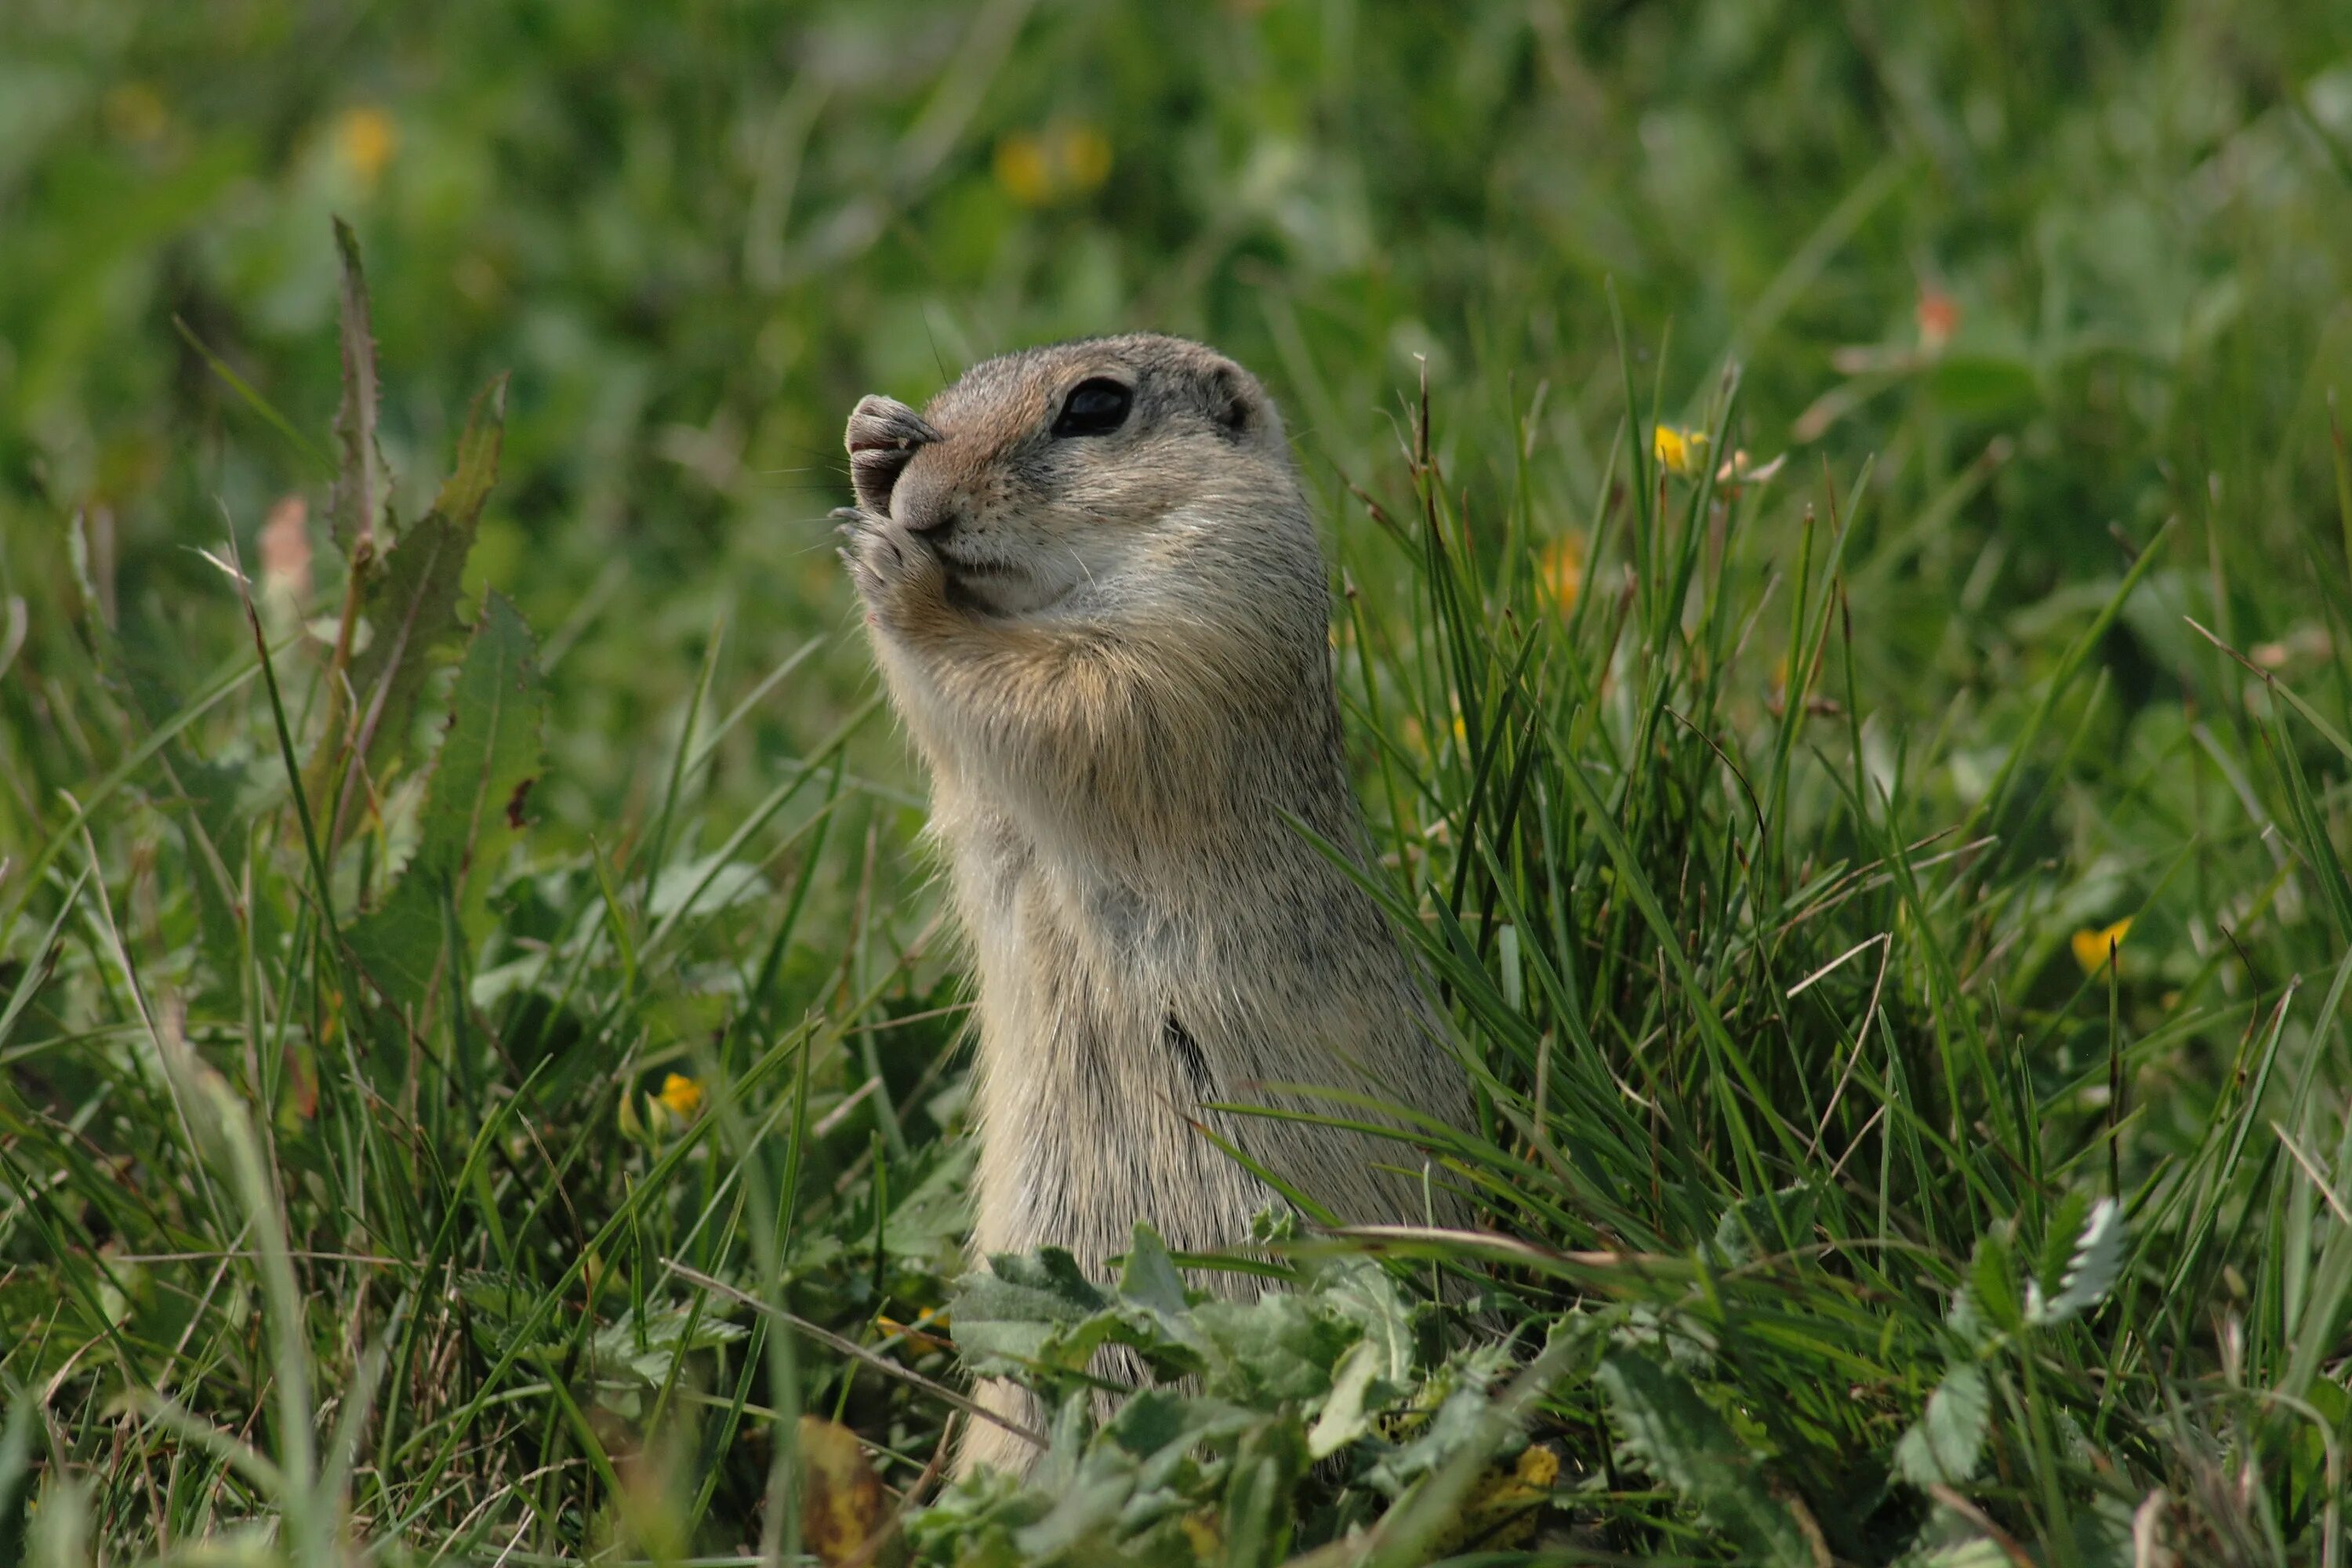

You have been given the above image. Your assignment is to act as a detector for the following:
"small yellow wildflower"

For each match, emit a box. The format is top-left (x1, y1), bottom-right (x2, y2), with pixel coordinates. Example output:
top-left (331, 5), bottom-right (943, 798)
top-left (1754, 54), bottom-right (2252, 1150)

top-left (102, 83), bottom-right (169, 145)
top-left (2071, 916), bottom-right (2132, 978)
top-left (1538, 533), bottom-right (1583, 613)
top-left (993, 122), bottom-right (1112, 208)
top-left (1060, 124), bottom-right (1112, 191)
top-left (1432, 1443), bottom-right (1561, 1554)
top-left (1653, 425), bottom-right (1710, 478)
top-left (657, 1073), bottom-right (706, 1120)
top-left (994, 135), bottom-right (1053, 206)
top-left (335, 106), bottom-right (397, 186)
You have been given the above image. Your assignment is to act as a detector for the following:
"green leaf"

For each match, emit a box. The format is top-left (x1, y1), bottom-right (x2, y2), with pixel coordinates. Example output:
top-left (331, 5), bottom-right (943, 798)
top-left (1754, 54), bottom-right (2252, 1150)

top-left (1962, 1229), bottom-right (2023, 1339)
top-left (1308, 1337), bottom-right (1385, 1460)
top-left (1595, 1347), bottom-right (1819, 1568)
top-left (347, 593), bottom-right (545, 1011)
top-left (948, 1249), bottom-right (1117, 1380)
top-left (952, 1240), bottom-right (1208, 1394)
top-left (1116, 1222), bottom-right (1194, 1319)
top-left (1893, 1363), bottom-right (1991, 1488)
top-left (1709, 1182), bottom-right (1819, 1268)
top-left (328, 216), bottom-right (394, 554)
top-left (1929, 354), bottom-right (2039, 418)
top-left (880, 1141), bottom-right (975, 1258)
top-left (1314, 1257), bottom-right (1418, 1385)
top-left (335, 374), bottom-right (510, 802)
top-left (577, 1301), bottom-right (749, 1418)
top-left (1191, 1292), bottom-right (1351, 1409)
top-left (2027, 1196), bottom-right (2125, 1327)
top-left (1219, 1417), bottom-right (1306, 1567)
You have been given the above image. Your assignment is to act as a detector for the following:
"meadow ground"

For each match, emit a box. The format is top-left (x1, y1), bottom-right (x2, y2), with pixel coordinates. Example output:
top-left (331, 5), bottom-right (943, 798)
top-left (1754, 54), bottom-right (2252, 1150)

top-left (5, 2), bottom-right (2352, 1563)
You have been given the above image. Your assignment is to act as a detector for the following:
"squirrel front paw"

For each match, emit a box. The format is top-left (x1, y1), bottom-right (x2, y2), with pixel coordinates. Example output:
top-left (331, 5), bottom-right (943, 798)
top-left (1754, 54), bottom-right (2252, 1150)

top-left (836, 506), bottom-right (946, 630)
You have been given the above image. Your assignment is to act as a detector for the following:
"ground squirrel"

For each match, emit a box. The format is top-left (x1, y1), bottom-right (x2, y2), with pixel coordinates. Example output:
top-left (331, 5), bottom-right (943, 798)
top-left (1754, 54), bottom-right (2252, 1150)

top-left (837, 334), bottom-right (1472, 1475)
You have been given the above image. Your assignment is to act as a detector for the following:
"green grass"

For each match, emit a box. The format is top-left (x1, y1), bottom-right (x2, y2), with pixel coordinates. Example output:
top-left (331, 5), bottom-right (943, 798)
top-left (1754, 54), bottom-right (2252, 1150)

top-left (5, 1), bottom-right (2352, 1563)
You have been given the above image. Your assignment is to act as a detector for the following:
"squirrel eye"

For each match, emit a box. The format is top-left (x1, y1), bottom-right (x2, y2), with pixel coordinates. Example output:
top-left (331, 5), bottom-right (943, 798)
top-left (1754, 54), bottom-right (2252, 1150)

top-left (1051, 378), bottom-right (1133, 437)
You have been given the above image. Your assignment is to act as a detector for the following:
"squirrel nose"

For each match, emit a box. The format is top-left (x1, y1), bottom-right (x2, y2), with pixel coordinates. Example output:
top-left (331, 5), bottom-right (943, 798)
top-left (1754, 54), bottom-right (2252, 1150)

top-left (900, 496), bottom-right (960, 536)
top-left (890, 470), bottom-right (963, 536)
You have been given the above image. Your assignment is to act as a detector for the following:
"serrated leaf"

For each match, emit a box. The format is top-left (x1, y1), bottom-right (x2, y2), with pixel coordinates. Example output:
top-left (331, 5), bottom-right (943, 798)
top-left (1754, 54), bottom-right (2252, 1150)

top-left (1315, 1256), bottom-right (1418, 1385)
top-left (1965, 1229), bottom-right (2024, 1338)
top-left (1709, 1182), bottom-right (1819, 1268)
top-left (2027, 1196), bottom-right (2125, 1327)
top-left (2034, 1189), bottom-right (2093, 1306)
top-left (948, 1248), bottom-right (1117, 1379)
top-left (328, 216), bottom-right (394, 554)
top-left (1595, 1347), bottom-right (1820, 1568)
top-left (347, 593), bottom-right (544, 1011)
top-left (1116, 1222), bottom-right (1192, 1319)
top-left (1894, 1363), bottom-right (1991, 1488)
top-left (576, 1299), bottom-right (749, 1417)
top-left (328, 374), bottom-right (510, 818)
top-left (1191, 1292), bottom-right (1350, 1408)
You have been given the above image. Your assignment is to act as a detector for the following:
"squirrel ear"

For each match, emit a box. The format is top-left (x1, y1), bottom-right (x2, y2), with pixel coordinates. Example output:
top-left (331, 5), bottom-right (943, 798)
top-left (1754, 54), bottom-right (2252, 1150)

top-left (845, 395), bottom-right (942, 515)
top-left (1199, 363), bottom-right (1258, 441)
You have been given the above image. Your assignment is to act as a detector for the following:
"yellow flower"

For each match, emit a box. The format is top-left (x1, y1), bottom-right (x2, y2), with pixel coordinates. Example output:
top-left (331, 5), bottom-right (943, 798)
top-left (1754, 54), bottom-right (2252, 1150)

top-left (657, 1073), bottom-right (706, 1120)
top-left (1539, 534), bottom-right (1583, 613)
top-left (103, 83), bottom-right (169, 145)
top-left (1432, 1443), bottom-right (1562, 1554)
top-left (2071, 917), bottom-right (2132, 978)
top-left (335, 106), bottom-right (397, 186)
top-left (993, 133), bottom-right (1054, 207)
top-left (1060, 124), bottom-right (1112, 193)
top-left (1653, 425), bottom-right (1710, 478)
top-left (993, 122), bottom-right (1112, 208)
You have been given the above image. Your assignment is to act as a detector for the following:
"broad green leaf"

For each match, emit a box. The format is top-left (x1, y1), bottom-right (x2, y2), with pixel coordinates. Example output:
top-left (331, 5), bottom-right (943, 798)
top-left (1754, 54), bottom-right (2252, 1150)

top-left (880, 1141), bottom-right (975, 1258)
top-left (1893, 1363), bottom-right (1991, 1488)
top-left (2027, 1196), bottom-right (2125, 1327)
top-left (1315, 1257), bottom-right (1418, 1385)
top-left (1115, 1222), bottom-right (1193, 1319)
top-left (1308, 1337), bottom-right (1385, 1459)
top-left (948, 1249), bottom-right (1120, 1379)
top-left (1595, 1347), bottom-right (1819, 1568)
top-left (347, 593), bottom-right (544, 1011)
top-left (1191, 1292), bottom-right (1350, 1408)
top-left (330, 374), bottom-right (510, 808)
top-left (1219, 1417), bottom-right (1306, 1567)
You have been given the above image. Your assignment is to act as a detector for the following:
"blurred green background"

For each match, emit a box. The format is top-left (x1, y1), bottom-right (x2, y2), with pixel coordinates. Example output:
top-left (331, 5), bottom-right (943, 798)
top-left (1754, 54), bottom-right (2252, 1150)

top-left (8, 0), bottom-right (2350, 842)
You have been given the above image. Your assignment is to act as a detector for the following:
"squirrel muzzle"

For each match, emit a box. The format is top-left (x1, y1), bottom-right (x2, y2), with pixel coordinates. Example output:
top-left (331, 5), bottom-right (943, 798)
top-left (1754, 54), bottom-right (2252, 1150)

top-left (846, 394), bottom-right (943, 517)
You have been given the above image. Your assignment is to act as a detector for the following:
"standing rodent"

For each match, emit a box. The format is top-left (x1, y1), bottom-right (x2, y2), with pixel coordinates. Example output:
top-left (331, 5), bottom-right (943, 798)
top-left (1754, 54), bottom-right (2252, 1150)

top-left (837, 334), bottom-right (1472, 1475)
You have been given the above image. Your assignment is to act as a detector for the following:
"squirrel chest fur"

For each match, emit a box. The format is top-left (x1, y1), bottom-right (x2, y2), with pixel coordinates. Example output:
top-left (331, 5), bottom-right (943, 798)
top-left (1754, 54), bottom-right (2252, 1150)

top-left (837, 334), bottom-right (1469, 1472)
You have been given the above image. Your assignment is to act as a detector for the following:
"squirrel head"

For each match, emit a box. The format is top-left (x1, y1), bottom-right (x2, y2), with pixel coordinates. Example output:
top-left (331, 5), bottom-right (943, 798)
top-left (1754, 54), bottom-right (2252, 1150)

top-left (843, 335), bottom-right (1323, 633)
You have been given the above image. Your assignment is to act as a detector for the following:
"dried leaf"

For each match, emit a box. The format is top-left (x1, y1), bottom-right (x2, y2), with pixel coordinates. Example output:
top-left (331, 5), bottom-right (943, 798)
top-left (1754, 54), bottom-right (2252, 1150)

top-left (799, 1416), bottom-right (895, 1567)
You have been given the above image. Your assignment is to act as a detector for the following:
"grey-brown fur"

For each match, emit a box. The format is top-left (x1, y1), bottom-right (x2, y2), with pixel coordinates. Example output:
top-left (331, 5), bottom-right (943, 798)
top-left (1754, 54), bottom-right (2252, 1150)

top-left (837, 334), bottom-right (1471, 1475)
